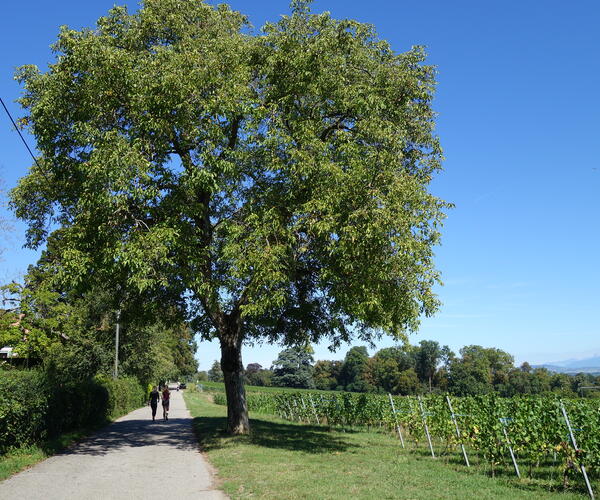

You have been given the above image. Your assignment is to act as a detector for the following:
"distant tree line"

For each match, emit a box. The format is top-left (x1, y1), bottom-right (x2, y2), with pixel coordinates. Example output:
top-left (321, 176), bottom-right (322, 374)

top-left (202, 341), bottom-right (600, 398)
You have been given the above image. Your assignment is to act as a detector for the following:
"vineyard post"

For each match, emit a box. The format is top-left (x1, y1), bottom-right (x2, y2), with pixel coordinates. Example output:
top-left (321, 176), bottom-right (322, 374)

top-left (388, 393), bottom-right (405, 448)
top-left (320, 395), bottom-right (329, 426)
top-left (283, 399), bottom-right (289, 420)
top-left (446, 395), bottom-right (469, 467)
top-left (278, 397), bottom-right (288, 419)
top-left (308, 394), bottom-right (320, 425)
top-left (418, 396), bottom-right (435, 458)
top-left (500, 418), bottom-right (520, 479)
top-left (285, 400), bottom-right (294, 421)
top-left (300, 397), bottom-right (308, 423)
top-left (560, 401), bottom-right (595, 500)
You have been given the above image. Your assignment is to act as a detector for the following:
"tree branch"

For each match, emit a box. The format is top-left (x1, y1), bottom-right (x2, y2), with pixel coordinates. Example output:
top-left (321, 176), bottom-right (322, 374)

top-left (171, 132), bottom-right (225, 332)
top-left (214, 115), bottom-right (243, 161)
top-left (320, 115), bottom-right (348, 141)
top-left (228, 115), bottom-right (242, 150)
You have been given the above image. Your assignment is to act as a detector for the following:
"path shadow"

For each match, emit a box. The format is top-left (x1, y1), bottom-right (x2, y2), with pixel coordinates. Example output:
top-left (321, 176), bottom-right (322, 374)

top-left (192, 416), bottom-right (355, 454)
top-left (58, 417), bottom-right (197, 457)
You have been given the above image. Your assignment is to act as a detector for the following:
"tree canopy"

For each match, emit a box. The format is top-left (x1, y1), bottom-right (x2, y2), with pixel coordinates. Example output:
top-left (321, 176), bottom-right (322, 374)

top-left (11, 0), bottom-right (450, 433)
top-left (271, 346), bottom-right (315, 389)
top-left (0, 234), bottom-right (197, 383)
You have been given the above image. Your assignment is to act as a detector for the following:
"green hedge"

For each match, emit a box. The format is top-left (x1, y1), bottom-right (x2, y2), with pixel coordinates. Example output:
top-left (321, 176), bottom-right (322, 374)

top-left (0, 370), bottom-right (49, 452)
top-left (0, 370), bottom-right (145, 454)
top-left (100, 376), bottom-right (146, 420)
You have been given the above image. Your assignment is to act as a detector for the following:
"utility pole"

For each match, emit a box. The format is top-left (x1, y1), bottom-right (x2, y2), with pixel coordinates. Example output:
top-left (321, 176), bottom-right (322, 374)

top-left (114, 309), bottom-right (121, 379)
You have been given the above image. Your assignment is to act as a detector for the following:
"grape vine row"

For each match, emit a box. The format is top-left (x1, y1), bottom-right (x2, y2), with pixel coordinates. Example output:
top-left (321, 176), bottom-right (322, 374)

top-left (213, 389), bottom-right (600, 495)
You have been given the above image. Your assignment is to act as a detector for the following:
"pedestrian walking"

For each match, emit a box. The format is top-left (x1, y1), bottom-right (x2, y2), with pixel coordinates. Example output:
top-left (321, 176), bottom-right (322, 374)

top-left (162, 385), bottom-right (171, 421)
top-left (149, 386), bottom-right (160, 421)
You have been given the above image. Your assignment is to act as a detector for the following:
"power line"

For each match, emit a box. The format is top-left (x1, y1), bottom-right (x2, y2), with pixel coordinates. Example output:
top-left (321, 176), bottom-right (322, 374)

top-left (0, 95), bottom-right (42, 170)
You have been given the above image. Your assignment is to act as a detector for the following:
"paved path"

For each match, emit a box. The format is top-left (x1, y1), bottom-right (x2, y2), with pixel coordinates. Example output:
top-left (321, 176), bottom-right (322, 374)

top-left (0, 390), bottom-right (228, 500)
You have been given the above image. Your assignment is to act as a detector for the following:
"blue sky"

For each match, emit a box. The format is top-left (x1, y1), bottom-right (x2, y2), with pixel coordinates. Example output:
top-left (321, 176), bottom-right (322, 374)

top-left (1, 1), bottom-right (598, 371)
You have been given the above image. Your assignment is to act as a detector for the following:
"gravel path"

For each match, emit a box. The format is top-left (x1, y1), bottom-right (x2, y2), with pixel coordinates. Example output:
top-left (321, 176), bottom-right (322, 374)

top-left (0, 389), bottom-right (228, 500)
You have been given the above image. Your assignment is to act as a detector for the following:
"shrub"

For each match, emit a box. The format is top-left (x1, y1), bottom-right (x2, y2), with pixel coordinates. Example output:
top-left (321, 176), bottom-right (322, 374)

top-left (97, 375), bottom-right (145, 420)
top-left (213, 393), bottom-right (227, 406)
top-left (0, 370), bottom-right (49, 453)
top-left (0, 369), bottom-right (145, 455)
top-left (45, 378), bottom-right (110, 436)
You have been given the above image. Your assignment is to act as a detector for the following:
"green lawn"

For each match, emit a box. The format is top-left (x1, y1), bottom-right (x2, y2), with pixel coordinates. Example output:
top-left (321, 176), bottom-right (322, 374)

top-left (184, 391), bottom-right (588, 500)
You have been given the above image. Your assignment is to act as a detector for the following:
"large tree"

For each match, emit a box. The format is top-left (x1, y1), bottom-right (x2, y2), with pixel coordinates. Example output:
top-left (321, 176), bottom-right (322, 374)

top-left (313, 359), bottom-right (343, 390)
top-left (414, 340), bottom-right (445, 392)
top-left (271, 346), bottom-right (315, 389)
top-left (340, 346), bottom-right (372, 392)
top-left (11, 0), bottom-right (449, 433)
top-left (207, 360), bottom-right (224, 382)
top-left (448, 345), bottom-right (514, 396)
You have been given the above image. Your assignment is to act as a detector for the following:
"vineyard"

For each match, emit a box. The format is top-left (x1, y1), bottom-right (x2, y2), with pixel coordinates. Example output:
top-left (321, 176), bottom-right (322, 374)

top-left (210, 388), bottom-right (600, 498)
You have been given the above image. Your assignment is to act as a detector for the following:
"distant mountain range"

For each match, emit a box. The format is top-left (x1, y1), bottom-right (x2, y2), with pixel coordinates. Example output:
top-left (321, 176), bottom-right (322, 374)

top-left (533, 355), bottom-right (600, 375)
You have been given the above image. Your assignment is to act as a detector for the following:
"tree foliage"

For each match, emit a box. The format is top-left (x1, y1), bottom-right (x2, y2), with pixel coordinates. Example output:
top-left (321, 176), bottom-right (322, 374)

top-left (271, 346), bottom-right (315, 389)
top-left (313, 359), bottom-right (343, 390)
top-left (414, 340), bottom-right (443, 391)
top-left (208, 360), bottom-right (224, 382)
top-left (0, 239), bottom-right (197, 385)
top-left (245, 363), bottom-right (273, 386)
top-left (259, 341), bottom-right (593, 398)
top-left (448, 345), bottom-right (514, 396)
top-left (339, 345), bottom-right (372, 392)
top-left (11, 0), bottom-right (449, 433)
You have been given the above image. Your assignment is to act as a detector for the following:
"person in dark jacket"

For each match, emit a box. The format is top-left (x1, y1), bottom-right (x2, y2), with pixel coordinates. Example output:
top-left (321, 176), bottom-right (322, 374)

top-left (148, 386), bottom-right (160, 421)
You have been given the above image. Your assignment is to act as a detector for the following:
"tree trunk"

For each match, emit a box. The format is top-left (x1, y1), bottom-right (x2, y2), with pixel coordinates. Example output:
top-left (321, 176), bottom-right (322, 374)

top-left (220, 334), bottom-right (250, 434)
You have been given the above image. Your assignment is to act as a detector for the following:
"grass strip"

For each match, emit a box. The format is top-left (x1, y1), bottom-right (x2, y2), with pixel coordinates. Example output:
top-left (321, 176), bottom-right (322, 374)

top-left (0, 427), bottom-right (99, 481)
top-left (184, 391), bottom-right (586, 500)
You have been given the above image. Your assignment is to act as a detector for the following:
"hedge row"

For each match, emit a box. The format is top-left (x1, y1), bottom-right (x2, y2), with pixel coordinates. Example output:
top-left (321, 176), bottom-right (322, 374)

top-left (0, 370), bottom-right (145, 454)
